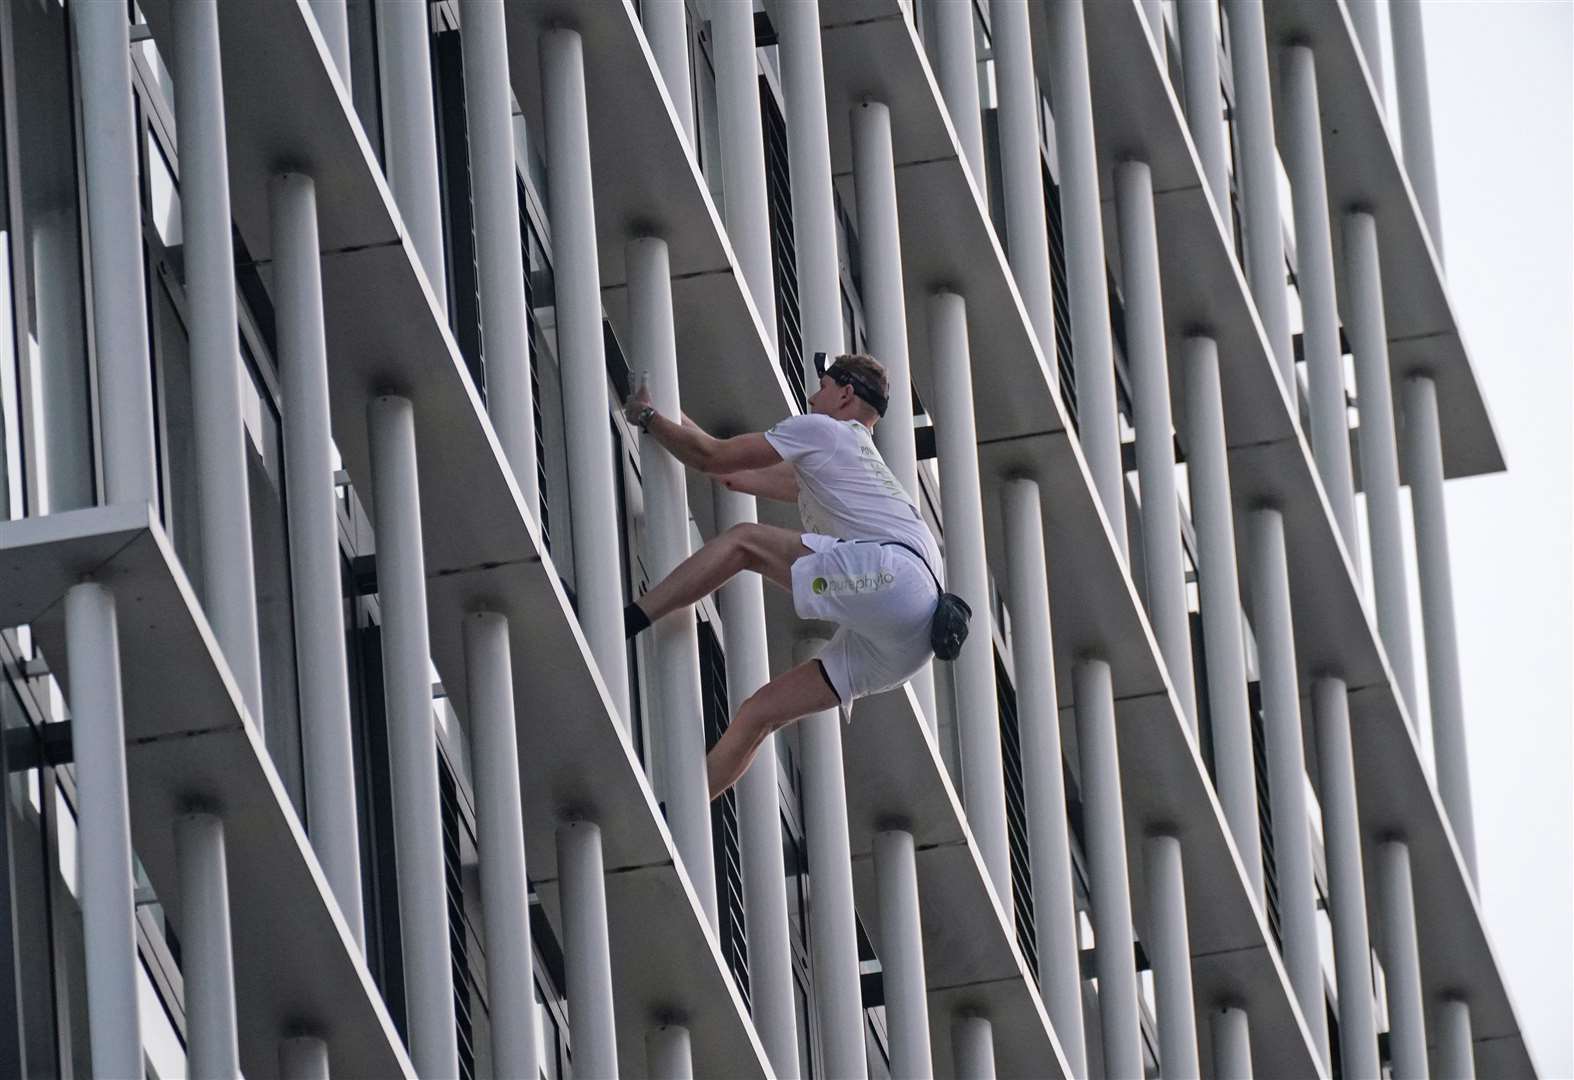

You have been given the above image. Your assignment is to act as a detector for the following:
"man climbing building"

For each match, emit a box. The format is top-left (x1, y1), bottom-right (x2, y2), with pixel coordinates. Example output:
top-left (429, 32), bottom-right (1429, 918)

top-left (622, 352), bottom-right (951, 799)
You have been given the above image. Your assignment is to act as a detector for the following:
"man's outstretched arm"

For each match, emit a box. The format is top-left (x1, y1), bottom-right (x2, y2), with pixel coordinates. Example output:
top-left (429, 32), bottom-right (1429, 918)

top-left (654, 419), bottom-right (780, 475)
top-left (625, 392), bottom-right (782, 476)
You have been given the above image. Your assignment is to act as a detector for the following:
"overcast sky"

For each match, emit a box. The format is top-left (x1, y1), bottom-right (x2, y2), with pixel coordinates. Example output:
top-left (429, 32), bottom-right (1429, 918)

top-left (1374, 2), bottom-right (1573, 1074)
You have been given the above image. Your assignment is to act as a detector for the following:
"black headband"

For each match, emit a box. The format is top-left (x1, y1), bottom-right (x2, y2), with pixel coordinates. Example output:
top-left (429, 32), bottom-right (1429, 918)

top-left (813, 352), bottom-right (889, 417)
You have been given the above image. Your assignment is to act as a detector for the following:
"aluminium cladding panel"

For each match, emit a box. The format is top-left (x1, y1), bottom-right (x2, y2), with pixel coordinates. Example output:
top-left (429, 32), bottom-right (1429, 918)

top-left (1260, 0), bottom-right (1504, 480)
top-left (499, 0), bottom-right (796, 441)
top-left (0, 504), bottom-right (412, 1080)
top-left (131, 3), bottom-right (771, 1072)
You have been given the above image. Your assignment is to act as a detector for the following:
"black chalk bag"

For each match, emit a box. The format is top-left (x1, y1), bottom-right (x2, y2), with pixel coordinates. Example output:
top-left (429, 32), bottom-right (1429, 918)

top-left (882, 541), bottom-right (971, 661)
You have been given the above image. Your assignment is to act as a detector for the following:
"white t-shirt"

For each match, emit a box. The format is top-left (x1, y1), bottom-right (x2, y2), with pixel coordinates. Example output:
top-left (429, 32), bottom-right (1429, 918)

top-left (763, 413), bottom-right (943, 574)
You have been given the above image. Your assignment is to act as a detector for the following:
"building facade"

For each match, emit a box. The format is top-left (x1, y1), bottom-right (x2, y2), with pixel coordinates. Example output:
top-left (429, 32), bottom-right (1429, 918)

top-left (0, 0), bottom-right (1533, 1077)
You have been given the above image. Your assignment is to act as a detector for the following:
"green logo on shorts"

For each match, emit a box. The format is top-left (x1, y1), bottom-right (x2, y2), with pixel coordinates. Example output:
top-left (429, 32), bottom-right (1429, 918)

top-left (812, 571), bottom-right (894, 596)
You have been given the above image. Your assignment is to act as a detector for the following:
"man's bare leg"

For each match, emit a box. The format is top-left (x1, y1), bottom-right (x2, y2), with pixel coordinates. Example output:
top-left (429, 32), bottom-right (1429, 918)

top-left (706, 659), bottom-right (841, 799)
top-left (635, 522), bottom-right (810, 625)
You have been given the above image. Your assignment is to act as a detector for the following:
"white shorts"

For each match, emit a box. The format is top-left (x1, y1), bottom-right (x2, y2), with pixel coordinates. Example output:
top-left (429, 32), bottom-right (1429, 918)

top-left (791, 533), bottom-right (938, 709)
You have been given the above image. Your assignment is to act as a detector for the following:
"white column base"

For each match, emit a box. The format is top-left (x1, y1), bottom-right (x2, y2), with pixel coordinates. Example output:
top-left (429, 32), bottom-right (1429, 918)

top-left (1376, 839), bottom-right (1430, 1080)
top-left (1211, 1005), bottom-right (1253, 1079)
top-left (369, 394), bottom-right (459, 1078)
top-left (645, 1023), bottom-right (694, 1080)
top-left (65, 583), bottom-right (144, 1078)
top-left (1247, 507), bottom-right (1330, 1065)
top-left (558, 820), bottom-right (620, 1079)
top-left (875, 828), bottom-right (933, 1078)
top-left (270, 169), bottom-right (366, 947)
top-left (175, 811), bottom-right (240, 1079)
top-left (464, 612), bottom-right (540, 1079)
top-left (1001, 477), bottom-right (1087, 1076)
top-left (1075, 659), bottom-right (1142, 1078)
top-left (1437, 998), bottom-right (1475, 1079)
top-left (797, 638), bottom-right (867, 1079)
top-left (1144, 833), bottom-right (1200, 1078)
top-left (279, 1034), bottom-right (331, 1080)
top-left (952, 1015), bottom-right (997, 1079)
top-left (714, 485), bottom-right (800, 1078)
top-left (1312, 677), bottom-right (1380, 1078)
top-left (541, 26), bottom-right (631, 718)
top-left (630, 234), bottom-right (716, 926)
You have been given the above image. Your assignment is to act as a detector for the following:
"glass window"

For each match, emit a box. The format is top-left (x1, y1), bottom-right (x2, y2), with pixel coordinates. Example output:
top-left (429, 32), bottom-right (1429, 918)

top-left (137, 955), bottom-right (187, 1079)
top-left (0, 9), bottom-right (19, 522)
top-left (840, 290), bottom-right (856, 357)
top-left (146, 131), bottom-right (182, 247)
top-left (865, 1012), bottom-right (892, 1078)
top-left (1371, 950), bottom-right (1391, 1032)
top-left (346, 589), bottom-right (402, 1003)
top-left (3, 667), bottom-right (61, 1073)
top-left (13, 0), bottom-right (93, 514)
top-left (138, 107), bottom-right (303, 788)
top-left (345, 0), bottom-right (386, 164)
top-left (612, 407), bottom-right (646, 761)
top-left (243, 342), bottom-right (303, 806)
top-left (691, 11), bottom-right (725, 210)
top-left (1, 166), bottom-right (22, 520)
top-left (535, 980), bottom-right (563, 1080)
top-left (43, 772), bottom-right (96, 1071)
top-left (783, 819), bottom-right (808, 949)
top-left (52, 784), bottom-right (77, 899)
top-left (525, 220), bottom-right (570, 567)
top-left (1139, 966), bottom-right (1157, 1028)
top-left (135, 30), bottom-right (177, 116)
top-left (795, 972), bottom-right (815, 1080)
top-left (150, 277), bottom-right (206, 599)
top-left (974, 1), bottom-right (995, 111)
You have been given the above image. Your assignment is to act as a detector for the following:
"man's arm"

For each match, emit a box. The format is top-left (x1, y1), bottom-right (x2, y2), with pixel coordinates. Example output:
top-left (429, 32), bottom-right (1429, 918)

top-left (652, 417), bottom-right (780, 475)
top-left (625, 393), bottom-right (782, 476)
top-left (719, 460), bottom-right (799, 502)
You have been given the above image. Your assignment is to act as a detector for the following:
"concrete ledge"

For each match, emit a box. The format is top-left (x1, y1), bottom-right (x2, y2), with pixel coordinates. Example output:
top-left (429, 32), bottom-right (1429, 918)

top-left (821, 9), bottom-right (1065, 447)
top-left (848, 685), bottom-right (1074, 1079)
top-left (1263, 0), bottom-right (1504, 481)
top-left (0, 504), bottom-right (413, 1080)
top-left (501, 0), bottom-right (795, 440)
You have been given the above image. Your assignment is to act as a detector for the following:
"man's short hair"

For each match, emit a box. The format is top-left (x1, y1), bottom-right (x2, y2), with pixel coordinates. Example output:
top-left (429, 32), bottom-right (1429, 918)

top-left (831, 353), bottom-right (891, 405)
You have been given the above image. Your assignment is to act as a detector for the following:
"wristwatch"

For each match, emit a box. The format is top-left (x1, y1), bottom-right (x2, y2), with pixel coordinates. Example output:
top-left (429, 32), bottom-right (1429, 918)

top-left (635, 405), bottom-right (657, 432)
